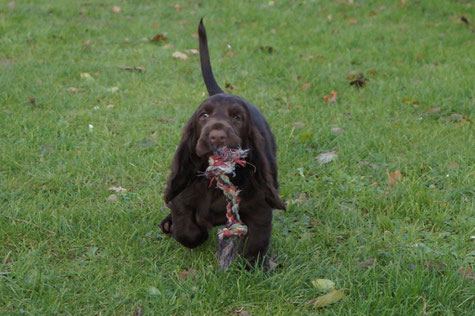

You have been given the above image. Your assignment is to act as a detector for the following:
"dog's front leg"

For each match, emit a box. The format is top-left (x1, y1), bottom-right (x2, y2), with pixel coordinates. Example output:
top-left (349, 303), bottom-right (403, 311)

top-left (241, 206), bottom-right (273, 268)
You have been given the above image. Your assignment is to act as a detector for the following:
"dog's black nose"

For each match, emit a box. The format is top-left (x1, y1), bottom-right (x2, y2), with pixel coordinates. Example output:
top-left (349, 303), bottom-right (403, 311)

top-left (209, 129), bottom-right (227, 146)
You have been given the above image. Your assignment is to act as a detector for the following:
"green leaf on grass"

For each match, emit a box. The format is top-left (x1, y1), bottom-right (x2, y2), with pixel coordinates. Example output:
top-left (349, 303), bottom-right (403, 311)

top-left (298, 131), bottom-right (313, 142)
top-left (308, 289), bottom-right (345, 308)
top-left (147, 286), bottom-right (160, 296)
top-left (311, 279), bottom-right (335, 292)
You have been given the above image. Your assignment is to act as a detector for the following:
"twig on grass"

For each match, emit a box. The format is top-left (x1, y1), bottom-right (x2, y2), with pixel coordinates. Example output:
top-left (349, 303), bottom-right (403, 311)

top-left (1, 213), bottom-right (57, 236)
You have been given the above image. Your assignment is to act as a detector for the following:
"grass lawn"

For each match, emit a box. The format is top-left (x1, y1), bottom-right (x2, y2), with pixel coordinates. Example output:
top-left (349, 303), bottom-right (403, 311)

top-left (1, 0), bottom-right (474, 314)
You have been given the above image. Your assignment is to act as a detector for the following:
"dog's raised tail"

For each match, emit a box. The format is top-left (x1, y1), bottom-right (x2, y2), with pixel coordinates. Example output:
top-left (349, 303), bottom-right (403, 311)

top-left (198, 19), bottom-right (224, 96)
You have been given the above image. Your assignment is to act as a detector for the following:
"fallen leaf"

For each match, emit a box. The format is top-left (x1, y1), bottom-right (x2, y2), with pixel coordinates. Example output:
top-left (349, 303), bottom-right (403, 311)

top-left (147, 286), bottom-right (160, 296)
top-left (358, 258), bottom-right (375, 269)
top-left (422, 107), bottom-right (441, 116)
top-left (157, 117), bottom-right (176, 123)
top-left (108, 186), bottom-right (127, 194)
top-left (225, 82), bottom-right (236, 90)
top-left (330, 127), bottom-right (343, 135)
top-left (311, 279), bottom-right (335, 292)
top-left (346, 71), bottom-right (359, 81)
top-left (119, 65), bottom-right (145, 72)
top-left (268, 253), bottom-right (281, 271)
top-left (298, 131), bottom-right (313, 142)
top-left (106, 104), bottom-right (116, 109)
top-left (112, 6), bottom-right (121, 13)
top-left (460, 16), bottom-right (474, 33)
top-left (259, 46), bottom-right (274, 54)
top-left (308, 289), bottom-right (345, 308)
top-left (459, 267), bottom-right (475, 280)
top-left (172, 51), bottom-right (189, 60)
top-left (271, 28), bottom-right (277, 34)
top-left (317, 151), bottom-right (338, 164)
top-left (29, 97), bottom-right (39, 107)
top-left (389, 170), bottom-right (403, 188)
top-left (348, 18), bottom-right (358, 25)
top-left (174, 4), bottom-right (182, 11)
top-left (231, 308), bottom-right (250, 316)
top-left (368, 68), bottom-right (377, 75)
top-left (422, 260), bottom-right (447, 272)
top-left (107, 87), bottom-right (119, 93)
top-left (447, 161), bottom-right (459, 169)
top-left (323, 90), bottom-right (338, 103)
top-left (179, 268), bottom-right (197, 280)
top-left (80, 72), bottom-right (94, 80)
top-left (185, 49), bottom-right (199, 55)
top-left (442, 113), bottom-right (464, 121)
top-left (301, 82), bottom-right (312, 91)
top-left (133, 306), bottom-right (144, 316)
top-left (226, 50), bottom-right (235, 57)
top-left (67, 87), bottom-right (79, 93)
top-left (349, 74), bottom-right (368, 89)
top-left (107, 194), bottom-right (118, 201)
top-left (151, 33), bottom-right (168, 42)
top-left (293, 122), bottom-right (305, 127)
top-left (8, 2), bottom-right (15, 10)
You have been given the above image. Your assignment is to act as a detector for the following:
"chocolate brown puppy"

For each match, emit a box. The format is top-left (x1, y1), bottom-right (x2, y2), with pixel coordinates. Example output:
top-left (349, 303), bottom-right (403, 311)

top-left (161, 20), bottom-right (285, 267)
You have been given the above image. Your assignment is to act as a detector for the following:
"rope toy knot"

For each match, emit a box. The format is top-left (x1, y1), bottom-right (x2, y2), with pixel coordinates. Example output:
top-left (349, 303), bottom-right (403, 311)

top-left (204, 146), bottom-right (249, 270)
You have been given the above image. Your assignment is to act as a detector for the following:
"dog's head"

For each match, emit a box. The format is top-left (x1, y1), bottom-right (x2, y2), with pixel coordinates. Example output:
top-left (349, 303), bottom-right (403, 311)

top-left (194, 94), bottom-right (250, 157)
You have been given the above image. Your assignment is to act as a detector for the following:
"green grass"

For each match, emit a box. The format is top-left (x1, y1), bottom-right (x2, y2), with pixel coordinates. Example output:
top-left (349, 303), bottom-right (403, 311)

top-left (1, 0), bottom-right (474, 314)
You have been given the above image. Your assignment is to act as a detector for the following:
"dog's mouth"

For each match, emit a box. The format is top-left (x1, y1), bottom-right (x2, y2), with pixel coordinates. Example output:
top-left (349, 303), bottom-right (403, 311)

top-left (196, 136), bottom-right (242, 158)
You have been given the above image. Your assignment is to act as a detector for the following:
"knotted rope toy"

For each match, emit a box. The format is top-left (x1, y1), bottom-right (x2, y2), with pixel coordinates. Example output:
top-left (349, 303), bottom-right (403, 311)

top-left (204, 146), bottom-right (249, 270)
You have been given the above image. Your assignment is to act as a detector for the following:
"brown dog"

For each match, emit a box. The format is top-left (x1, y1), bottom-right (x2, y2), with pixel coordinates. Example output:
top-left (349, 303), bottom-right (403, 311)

top-left (160, 20), bottom-right (285, 267)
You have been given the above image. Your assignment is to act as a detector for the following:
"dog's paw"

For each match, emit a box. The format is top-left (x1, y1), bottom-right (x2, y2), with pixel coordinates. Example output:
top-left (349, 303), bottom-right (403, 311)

top-left (160, 214), bottom-right (173, 236)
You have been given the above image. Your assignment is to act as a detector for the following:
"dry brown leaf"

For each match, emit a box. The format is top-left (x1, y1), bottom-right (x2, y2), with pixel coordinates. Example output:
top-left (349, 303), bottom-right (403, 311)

top-left (308, 289), bottom-right (345, 308)
top-left (448, 161), bottom-right (459, 169)
top-left (172, 51), bottom-right (189, 60)
top-left (107, 194), bottom-right (118, 201)
top-left (389, 170), bottom-right (403, 188)
top-left (151, 33), bottom-right (168, 42)
top-left (67, 87), bottom-right (79, 93)
top-left (293, 122), bottom-right (305, 127)
top-left (226, 50), bottom-right (235, 57)
top-left (358, 258), bottom-right (375, 269)
top-left (112, 6), bottom-right (121, 13)
top-left (459, 267), bottom-right (475, 280)
top-left (179, 268), bottom-right (197, 280)
top-left (348, 18), bottom-right (358, 25)
top-left (225, 82), bottom-right (236, 90)
top-left (301, 82), bottom-right (312, 91)
top-left (323, 90), bottom-right (338, 103)
top-left (106, 104), bottom-right (116, 109)
top-left (29, 97), bottom-right (39, 107)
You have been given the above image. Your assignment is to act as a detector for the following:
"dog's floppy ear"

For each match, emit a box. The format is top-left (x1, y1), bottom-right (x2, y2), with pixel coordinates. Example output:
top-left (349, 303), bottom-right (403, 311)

top-left (164, 116), bottom-right (199, 203)
top-left (247, 125), bottom-right (286, 210)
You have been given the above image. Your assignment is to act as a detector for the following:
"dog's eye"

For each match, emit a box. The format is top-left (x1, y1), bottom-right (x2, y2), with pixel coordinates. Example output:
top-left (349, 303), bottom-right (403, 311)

top-left (232, 114), bottom-right (241, 121)
top-left (200, 113), bottom-right (209, 119)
